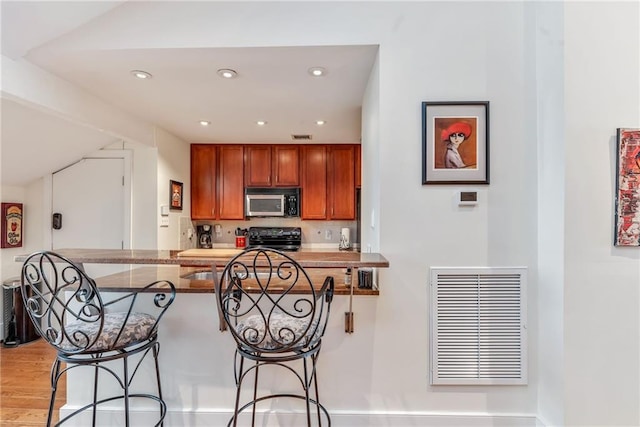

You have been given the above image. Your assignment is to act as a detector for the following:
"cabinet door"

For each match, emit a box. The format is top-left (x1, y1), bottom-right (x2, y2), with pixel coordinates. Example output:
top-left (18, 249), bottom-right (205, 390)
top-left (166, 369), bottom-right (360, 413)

top-left (273, 145), bottom-right (300, 187)
top-left (328, 145), bottom-right (356, 220)
top-left (301, 145), bottom-right (327, 219)
top-left (191, 144), bottom-right (217, 219)
top-left (245, 145), bottom-right (272, 187)
top-left (218, 145), bottom-right (245, 219)
top-left (355, 144), bottom-right (361, 188)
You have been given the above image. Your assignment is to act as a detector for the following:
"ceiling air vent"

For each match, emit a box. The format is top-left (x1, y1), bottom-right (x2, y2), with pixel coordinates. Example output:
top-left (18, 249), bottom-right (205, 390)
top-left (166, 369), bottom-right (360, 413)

top-left (291, 134), bottom-right (312, 140)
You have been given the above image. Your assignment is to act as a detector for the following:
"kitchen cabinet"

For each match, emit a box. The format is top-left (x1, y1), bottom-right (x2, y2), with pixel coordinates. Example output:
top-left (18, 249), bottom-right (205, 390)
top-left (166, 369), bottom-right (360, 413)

top-left (301, 145), bottom-right (327, 219)
top-left (273, 145), bottom-right (300, 186)
top-left (244, 145), bottom-right (272, 187)
top-left (327, 145), bottom-right (356, 220)
top-left (355, 144), bottom-right (361, 188)
top-left (191, 144), bottom-right (244, 220)
top-left (301, 144), bottom-right (356, 220)
top-left (218, 145), bottom-right (245, 219)
top-left (245, 145), bottom-right (299, 187)
top-left (191, 145), bottom-right (217, 219)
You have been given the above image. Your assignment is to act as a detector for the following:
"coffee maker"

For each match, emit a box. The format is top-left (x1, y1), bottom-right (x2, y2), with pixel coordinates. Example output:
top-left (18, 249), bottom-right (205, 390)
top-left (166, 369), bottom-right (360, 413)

top-left (197, 225), bottom-right (212, 248)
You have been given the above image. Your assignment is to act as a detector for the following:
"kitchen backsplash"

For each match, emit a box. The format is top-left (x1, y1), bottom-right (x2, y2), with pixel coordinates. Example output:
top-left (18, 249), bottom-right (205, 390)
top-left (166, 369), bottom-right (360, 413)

top-left (191, 218), bottom-right (358, 249)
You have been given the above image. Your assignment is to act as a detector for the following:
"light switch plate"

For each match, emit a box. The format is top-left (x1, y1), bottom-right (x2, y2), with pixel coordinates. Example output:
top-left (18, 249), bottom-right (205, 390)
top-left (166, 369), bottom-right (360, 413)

top-left (160, 217), bottom-right (170, 227)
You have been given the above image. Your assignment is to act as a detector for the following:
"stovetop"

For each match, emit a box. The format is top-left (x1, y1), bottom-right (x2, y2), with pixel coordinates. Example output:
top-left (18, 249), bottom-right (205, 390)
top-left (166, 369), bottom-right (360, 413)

top-left (247, 227), bottom-right (301, 251)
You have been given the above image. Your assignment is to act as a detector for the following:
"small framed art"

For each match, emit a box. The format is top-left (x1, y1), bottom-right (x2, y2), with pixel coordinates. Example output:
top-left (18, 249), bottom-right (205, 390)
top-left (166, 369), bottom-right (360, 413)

top-left (170, 180), bottom-right (183, 210)
top-left (422, 101), bottom-right (490, 185)
top-left (1, 202), bottom-right (23, 248)
top-left (614, 128), bottom-right (640, 246)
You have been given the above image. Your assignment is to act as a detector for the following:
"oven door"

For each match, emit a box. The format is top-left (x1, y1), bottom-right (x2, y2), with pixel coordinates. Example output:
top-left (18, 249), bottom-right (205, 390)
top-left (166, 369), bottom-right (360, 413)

top-left (246, 194), bottom-right (285, 217)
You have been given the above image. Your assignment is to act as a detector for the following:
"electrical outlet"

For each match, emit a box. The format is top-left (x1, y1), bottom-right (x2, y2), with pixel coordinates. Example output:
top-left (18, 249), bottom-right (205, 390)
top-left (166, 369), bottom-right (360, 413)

top-left (325, 229), bottom-right (332, 240)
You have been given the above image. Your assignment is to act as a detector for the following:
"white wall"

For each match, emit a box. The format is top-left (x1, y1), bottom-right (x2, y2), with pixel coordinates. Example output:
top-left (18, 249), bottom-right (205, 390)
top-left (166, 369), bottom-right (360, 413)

top-left (533, 2), bottom-right (565, 426)
top-left (361, 49), bottom-right (380, 253)
top-left (154, 127), bottom-right (192, 250)
top-left (564, 2), bottom-right (640, 426)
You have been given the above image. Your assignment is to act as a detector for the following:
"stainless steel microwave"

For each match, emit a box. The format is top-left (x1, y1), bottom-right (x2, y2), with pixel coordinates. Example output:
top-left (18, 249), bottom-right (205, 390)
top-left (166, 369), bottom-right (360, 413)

top-left (245, 188), bottom-right (300, 217)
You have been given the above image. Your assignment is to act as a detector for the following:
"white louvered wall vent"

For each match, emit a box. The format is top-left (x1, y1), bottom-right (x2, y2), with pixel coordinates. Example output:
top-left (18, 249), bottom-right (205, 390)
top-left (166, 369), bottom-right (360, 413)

top-left (430, 267), bottom-right (528, 385)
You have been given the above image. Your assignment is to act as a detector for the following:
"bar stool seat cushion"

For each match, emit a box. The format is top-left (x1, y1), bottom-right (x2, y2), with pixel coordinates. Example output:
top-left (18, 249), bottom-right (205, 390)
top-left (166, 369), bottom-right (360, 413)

top-left (235, 310), bottom-right (320, 350)
top-left (62, 312), bottom-right (156, 352)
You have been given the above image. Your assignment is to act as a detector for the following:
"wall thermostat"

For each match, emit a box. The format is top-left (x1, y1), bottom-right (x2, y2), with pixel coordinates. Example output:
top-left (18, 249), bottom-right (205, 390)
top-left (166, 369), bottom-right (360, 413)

top-left (458, 191), bottom-right (478, 206)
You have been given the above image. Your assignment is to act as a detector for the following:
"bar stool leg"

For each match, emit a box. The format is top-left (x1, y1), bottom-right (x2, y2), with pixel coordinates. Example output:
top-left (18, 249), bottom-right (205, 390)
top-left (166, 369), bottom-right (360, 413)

top-left (92, 364), bottom-right (99, 426)
top-left (47, 359), bottom-right (62, 427)
top-left (251, 362), bottom-right (259, 426)
top-left (153, 342), bottom-right (165, 427)
top-left (232, 355), bottom-right (244, 427)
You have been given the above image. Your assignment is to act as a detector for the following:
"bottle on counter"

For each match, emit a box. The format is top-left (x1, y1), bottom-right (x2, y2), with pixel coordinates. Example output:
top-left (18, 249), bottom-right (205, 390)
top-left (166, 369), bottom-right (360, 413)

top-left (344, 267), bottom-right (352, 286)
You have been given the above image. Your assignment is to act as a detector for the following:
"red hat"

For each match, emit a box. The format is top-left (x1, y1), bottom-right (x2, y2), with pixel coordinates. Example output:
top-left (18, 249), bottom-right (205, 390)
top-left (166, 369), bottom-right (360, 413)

top-left (441, 122), bottom-right (472, 141)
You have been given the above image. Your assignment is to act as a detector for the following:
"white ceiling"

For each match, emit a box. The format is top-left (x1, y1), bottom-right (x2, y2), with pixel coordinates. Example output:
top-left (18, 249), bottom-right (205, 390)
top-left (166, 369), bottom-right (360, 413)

top-left (0, 1), bottom-right (378, 186)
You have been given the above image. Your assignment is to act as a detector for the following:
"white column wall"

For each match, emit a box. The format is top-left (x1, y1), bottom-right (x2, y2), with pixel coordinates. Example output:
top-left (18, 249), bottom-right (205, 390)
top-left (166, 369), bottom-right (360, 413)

top-left (564, 2), bottom-right (640, 426)
top-left (533, 2), bottom-right (565, 426)
top-left (155, 127), bottom-right (191, 250)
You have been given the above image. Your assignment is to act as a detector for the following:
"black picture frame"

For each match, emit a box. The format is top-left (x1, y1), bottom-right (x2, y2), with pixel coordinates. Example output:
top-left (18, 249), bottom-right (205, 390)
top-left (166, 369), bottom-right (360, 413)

top-left (422, 101), bottom-right (490, 185)
top-left (170, 180), bottom-right (183, 210)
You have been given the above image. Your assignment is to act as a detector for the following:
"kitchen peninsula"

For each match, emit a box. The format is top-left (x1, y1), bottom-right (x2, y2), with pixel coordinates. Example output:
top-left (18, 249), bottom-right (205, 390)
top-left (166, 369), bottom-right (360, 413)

top-left (13, 248), bottom-right (389, 425)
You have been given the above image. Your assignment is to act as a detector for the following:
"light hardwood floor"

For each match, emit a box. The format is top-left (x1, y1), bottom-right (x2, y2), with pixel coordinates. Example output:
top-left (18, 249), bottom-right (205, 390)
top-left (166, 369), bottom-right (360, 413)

top-left (0, 339), bottom-right (65, 426)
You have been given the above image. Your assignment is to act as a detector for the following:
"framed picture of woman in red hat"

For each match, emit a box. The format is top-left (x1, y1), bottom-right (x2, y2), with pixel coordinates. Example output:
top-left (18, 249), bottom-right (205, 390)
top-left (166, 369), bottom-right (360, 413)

top-left (422, 101), bottom-right (489, 184)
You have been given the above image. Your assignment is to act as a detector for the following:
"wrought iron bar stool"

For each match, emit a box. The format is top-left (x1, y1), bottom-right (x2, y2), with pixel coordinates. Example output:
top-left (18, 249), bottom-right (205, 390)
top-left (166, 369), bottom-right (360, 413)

top-left (214, 247), bottom-right (335, 426)
top-left (20, 251), bottom-right (176, 426)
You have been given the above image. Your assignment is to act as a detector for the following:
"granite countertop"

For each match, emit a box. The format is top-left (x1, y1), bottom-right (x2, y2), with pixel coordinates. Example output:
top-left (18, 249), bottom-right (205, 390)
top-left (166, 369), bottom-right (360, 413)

top-left (14, 248), bottom-right (387, 295)
top-left (14, 248), bottom-right (389, 268)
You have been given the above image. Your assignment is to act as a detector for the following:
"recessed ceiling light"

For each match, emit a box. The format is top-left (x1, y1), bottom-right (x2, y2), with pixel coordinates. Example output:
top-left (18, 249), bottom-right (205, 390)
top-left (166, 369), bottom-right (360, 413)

top-left (316, 120), bottom-right (326, 126)
top-left (130, 70), bottom-right (152, 79)
top-left (199, 121), bottom-right (211, 126)
top-left (217, 69), bottom-right (238, 79)
top-left (256, 120), bottom-right (267, 126)
top-left (308, 67), bottom-right (326, 77)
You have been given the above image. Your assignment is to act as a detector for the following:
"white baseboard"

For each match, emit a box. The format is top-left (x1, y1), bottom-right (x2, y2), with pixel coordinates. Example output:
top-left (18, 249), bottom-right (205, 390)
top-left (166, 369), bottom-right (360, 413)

top-left (59, 406), bottom-right (539, 427)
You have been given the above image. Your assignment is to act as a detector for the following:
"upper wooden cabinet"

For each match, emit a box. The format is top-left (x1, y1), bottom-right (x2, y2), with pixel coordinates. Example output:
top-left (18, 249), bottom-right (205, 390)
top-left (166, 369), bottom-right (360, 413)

top-left (300, 145), bottom-right (328, 219)
top-left (301, 144), bottom-right (357, 220)
top-left (327, 145), bottom-right (356, 220)
top-left (273, 145), bottom-right (300, 186)
top-left (191, 144), bottom-right (217, 220)
top-left (191, 144), bottom-right (244, 220)
top-left (193, 143), bottom-right (358, 221)
top-left (245, 145), bottom-right (299, 187)
top-left (218, 145), bottom-right (245, 219)
top-left (355, 144), bottom-right (361, 188)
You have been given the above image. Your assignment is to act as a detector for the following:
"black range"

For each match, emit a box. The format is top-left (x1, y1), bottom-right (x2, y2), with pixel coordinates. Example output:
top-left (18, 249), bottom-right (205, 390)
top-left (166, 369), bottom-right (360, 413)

top-left (247, 227), bottom-right (301, 251)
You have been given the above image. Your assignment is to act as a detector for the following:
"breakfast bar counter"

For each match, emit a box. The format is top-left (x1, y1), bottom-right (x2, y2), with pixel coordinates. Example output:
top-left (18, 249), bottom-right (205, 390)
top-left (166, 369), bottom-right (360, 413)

top-left (14, 247), bottom-right (389, 268)
top-left (14, 248), bottom-right (389, 295)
